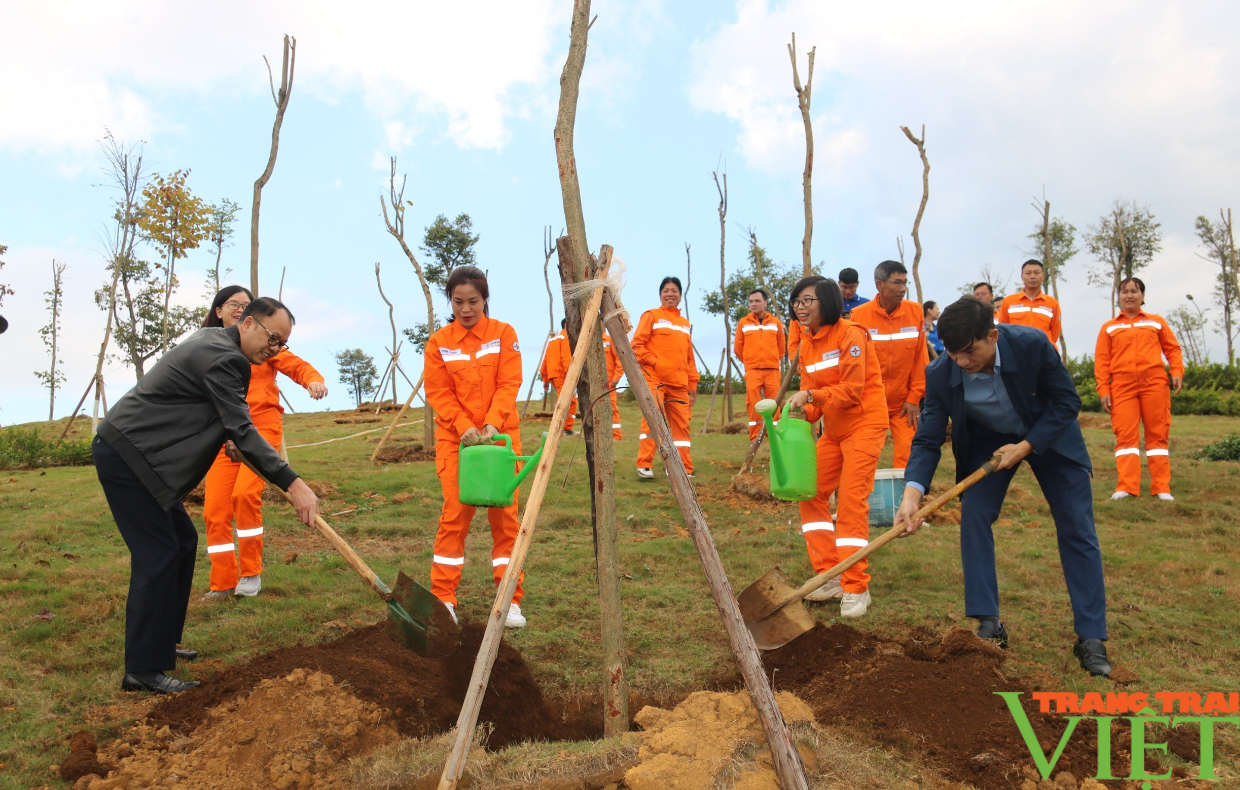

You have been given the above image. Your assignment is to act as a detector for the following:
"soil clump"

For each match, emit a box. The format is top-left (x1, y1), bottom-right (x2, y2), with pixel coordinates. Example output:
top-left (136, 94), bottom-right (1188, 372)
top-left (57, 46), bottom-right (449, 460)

top-left (730, 472), bottom-right (775, 502)
top-left (372, 440), bottom-right (434, 464)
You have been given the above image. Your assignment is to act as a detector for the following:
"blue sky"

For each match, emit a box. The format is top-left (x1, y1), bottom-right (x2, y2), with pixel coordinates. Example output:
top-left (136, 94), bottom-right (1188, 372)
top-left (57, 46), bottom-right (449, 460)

top-left (3, 0), bottom-right (1238, 425)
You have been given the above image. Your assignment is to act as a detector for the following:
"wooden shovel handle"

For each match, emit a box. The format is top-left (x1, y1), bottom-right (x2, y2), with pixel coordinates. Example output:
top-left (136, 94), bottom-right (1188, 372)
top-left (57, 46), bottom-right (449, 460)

top-left (788, 456), bottom-right (1000, 606)
top-left (234, 452), bottom-right (392, 599)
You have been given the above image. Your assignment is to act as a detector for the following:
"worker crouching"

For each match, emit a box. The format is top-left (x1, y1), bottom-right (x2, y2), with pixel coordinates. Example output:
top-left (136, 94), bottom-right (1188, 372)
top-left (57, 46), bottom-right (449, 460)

top-left (631, 276), bottom-right (698, 479)
top-left (785, 277), bottom-right (887, 618)
top-left (424, 266), bottom-right (528, 628)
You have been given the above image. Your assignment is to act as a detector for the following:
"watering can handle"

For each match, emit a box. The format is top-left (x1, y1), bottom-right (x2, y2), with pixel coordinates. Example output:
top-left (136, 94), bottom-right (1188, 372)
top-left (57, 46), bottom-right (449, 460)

top-left (459, 433), bottom-right (512, 450)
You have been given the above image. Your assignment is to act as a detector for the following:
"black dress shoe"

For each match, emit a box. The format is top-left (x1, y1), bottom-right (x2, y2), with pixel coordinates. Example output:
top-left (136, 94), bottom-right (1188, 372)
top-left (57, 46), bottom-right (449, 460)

top-left (176, 648), bottom-right (198, 661)
top-left (1073, 638), bottom-right (1112, 677)
top-left (976, 619), bottom-right (1009, 649)
top-left (121, 672), bottom-right (201, 694)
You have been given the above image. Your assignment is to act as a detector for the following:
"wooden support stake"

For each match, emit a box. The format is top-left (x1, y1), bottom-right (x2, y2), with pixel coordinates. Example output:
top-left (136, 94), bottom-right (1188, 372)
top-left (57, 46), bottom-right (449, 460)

top-left (370, 371), bottom-right (426, 462)
top-left (601, 289), bottom-right (809, 790)
top-left (437, 264), bottom-right (612, 790)
top-left (58, 377), bottom-right (96, 443)
top-left (699, 348), bottom-right (726, 434)
top-left (739, 346), bottom-right (800, 476)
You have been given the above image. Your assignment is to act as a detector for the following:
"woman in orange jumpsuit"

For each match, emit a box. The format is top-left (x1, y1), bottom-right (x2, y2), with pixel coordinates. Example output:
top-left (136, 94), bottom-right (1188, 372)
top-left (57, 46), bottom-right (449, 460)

top-left (424, 266), bottom-right (528, 628)
top-left (784, 277), bottom-right (888, 618)
top-left (631, 276), bottom-right (698, 479)
top-left (201, 285), bottom-right (328, 600)
top-left (1094, 276), bottom-right (1184, 501)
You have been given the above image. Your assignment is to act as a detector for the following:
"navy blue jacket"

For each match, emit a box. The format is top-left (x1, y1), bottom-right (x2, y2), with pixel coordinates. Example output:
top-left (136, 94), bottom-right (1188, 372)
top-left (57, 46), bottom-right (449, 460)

top-left (906, 324), bottom-right (1091, 489)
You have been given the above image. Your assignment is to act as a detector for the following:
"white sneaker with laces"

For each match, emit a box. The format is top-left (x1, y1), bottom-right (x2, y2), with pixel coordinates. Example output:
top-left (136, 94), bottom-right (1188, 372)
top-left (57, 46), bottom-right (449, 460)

top-left (505, 603), bottom-right (527, 629)
top-left (1110, 491), bottom-right (1131, 501)
top-left (235, 576), bottom-right (261, 596)
top-left (840, 590), bottom-right (871, 618)
top-left (1156, 493), bottom-right (1175, 501)
top-left (804, 576), bottom-right (843, 602)
top-left (636, 467), bottom-right (654, 479)
top-left (443, 602), bottom-right (457, 624)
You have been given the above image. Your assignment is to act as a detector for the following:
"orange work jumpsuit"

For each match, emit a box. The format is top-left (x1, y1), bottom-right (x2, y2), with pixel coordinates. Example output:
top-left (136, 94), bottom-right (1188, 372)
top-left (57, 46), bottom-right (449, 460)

top-left (997, 291), bottom-right (1062, 346)
top-left (539, 330), bottom-right (578, 431)
top-left (735, 312), bottom-right (786, 440)
top-left (795, 321), bottom-right (888, 593)
top-left (425, 315), bottom-right (525, 606)
top-left (631, 306), bottom-right (698, 473)
top-left (203, 352), bottom-right (324, 591)
top-left (1094, 311), bottom-right (1184, 497)
top-left (603, 332), bottom-right (623, 440)
top-left (848, 299), bottom-right (927, 469)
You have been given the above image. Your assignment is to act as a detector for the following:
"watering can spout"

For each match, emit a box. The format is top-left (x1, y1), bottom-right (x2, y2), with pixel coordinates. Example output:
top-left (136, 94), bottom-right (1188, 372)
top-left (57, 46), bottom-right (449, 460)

top-left (755, 398), bottom-right (786, 489)
top-left (507, 432), bottom-right (547, 496)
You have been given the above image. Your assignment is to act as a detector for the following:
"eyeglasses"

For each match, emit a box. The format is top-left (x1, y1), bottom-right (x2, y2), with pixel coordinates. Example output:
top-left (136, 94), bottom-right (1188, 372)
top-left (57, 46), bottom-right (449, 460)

top-left (792, 297), bottom-right (819, 309)
top-left (224, 301), bottom-right (249, 311)
top-left (251, 317), bottom-right (288, 352)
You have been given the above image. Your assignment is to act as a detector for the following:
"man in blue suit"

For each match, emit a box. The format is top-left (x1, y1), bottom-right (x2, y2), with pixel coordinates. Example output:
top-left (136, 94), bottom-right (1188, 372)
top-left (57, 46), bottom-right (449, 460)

top-left (894, 296), bottom-right (1110, 676)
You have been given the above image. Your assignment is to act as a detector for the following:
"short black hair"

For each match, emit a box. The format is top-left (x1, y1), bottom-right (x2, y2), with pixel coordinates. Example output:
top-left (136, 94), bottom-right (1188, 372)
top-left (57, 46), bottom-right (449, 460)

top-left (240, 296), bottom-right (295, 326)
top-left (659, 276), bottom-right (683, 295)
top-left (1119, 276), bottom-right (1145, 294)
top-left (973, 282), bottom-right (993, 295)
top-left (923, 300), bottom-right (937, 312)
top-left (874, 260), bottom-right (907, 282)
top-left (1022, 259), bottom-right (1045, 273)
top-left (937, 296), bottom-right (994, 353)
top-left (838, 268), bottom-right (859, 284)
top-left (560, 318), bottom-right (566, 328)
top-left (203, 285), bottom-right (254, 328)
top-left (748, 288), bottom-right (769, 301)
top-left (789, 276), bottom-right (844, 327)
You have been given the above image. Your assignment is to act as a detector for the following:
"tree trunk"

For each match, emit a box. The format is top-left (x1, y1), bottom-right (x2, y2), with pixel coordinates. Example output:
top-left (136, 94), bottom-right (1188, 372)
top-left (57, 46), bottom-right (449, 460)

top-left (160, 245), bottom-right (175, 353)
top-left (1036, 196), bottom-right (1068, 359)
top-left (375, 263), bottom-right (399, 403)
top-left (713, 171), bottom-right (732, 422)
top-left (900, 124), bottom-right (929, 304)
top-left (789, 34), bottom-right (816, 277)
top-left (251, 34), bottom-right (297, 296)
top-left (92, 263), bottom-right (122, 434)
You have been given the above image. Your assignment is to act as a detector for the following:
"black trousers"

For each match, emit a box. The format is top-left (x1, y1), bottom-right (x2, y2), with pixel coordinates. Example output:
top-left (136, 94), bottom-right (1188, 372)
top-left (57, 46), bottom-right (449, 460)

top-left (93, 436), bottom-right (197, 673)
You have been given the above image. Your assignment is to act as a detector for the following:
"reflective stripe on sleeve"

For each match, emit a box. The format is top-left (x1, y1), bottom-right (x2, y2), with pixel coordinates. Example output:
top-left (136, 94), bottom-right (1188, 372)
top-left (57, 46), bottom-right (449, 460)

top-left (433, 555), bottom-right (465, 566)
top-left (236, 527), bottom-right (264, 538)
top-left (801, 522), bottom-right (835, 533)
top-left (206, 543), bottom-right (235, 554)
top-left (1032, 307), bottom-right (1055, 318)
top-left (475, 345), bottom-right (501, 358)
top-left (869, 331), bottom-right (920, 341)
top-left (805, 358), bottom-right (839, 372)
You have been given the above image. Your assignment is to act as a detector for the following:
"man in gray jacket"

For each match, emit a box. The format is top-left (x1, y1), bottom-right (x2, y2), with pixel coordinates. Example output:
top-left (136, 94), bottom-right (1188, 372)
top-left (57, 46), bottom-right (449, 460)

top-left (93, 297), bottom-right (318, 693)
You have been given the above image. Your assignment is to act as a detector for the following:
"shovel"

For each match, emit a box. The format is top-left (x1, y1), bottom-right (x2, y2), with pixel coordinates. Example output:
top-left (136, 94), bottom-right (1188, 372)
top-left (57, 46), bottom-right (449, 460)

top-left (236, 451), bottom-right (459, 657)
top-left (738, 456), bottom-right (1000, 650)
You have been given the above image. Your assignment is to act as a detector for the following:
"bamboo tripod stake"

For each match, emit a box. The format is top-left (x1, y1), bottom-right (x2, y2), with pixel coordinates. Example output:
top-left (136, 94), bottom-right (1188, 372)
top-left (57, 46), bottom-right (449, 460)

top-left (600, 289), bottom-right (809, 790)
top-left (370, 371), bottom-right (426, 462)
top-left (436, 265), bottom-right (611, 790)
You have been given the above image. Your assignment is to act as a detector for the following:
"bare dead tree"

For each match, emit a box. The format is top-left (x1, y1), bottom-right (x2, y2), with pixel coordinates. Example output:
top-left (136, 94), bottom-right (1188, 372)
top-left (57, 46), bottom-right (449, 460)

top-left (251, 34), bottom-right (297, 296)
top-left (789, 33), bottom-right (816, 277)
top-left (1032, 193), bottom-right (1068, 358)
top-left (380, 156), bottom-right (436, 447)
top-left (900, 124), bottom-right (929, 304)
top-left (375, 262), bottom-right (398, 403)
top-left (36, 260), bottom-right (68, 420)
top-left (522, 226), bottom-right (561, 419)
top-left (713, 169), bottom-right (735, 422)
top-left (896, 236), bottom-right (906, 265)
top-left (684, 242), bottom-right (692, 319)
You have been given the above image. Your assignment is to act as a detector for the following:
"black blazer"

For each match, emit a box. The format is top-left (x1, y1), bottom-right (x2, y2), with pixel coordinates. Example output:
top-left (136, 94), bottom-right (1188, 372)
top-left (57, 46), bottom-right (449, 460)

top-left (906, 324), bottom-right (1091, 490)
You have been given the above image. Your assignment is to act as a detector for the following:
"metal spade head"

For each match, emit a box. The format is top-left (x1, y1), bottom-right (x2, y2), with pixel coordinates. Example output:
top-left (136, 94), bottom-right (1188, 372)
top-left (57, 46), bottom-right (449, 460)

top-left (389, 571), bottom-right (460, 657)
top-left (737, 567), bottom-right (817, 651)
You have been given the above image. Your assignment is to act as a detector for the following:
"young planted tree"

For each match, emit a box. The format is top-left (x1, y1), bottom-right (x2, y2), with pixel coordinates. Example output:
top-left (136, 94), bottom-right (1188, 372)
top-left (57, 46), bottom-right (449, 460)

top-left (1084, 200), bottom-right (1162, 314)
top-left (34, 261), bottom-right (68, 420)
top-left (1028, 197), bottom-right (1077, 357)
top-left (421, 213), bottom-right (479, 286)
top-left (703, 233), bottom-right (800, 326)
top-left (251, 34), bottom-right (296, 296)
top-left (335, 349), bottom-right (377, 408)
top-left (0, 243), bottom-right (12, 307)
top-left (1167, 301), bottom-right (1210, 366)
top-left (684, 242), bottom-right (692, 318)
top-left (788, 33), bottom-right (815, 277)
top-left (205, 198), bottom-right (241, 295)
top-left (138, 170), bottom-right (210, 353)
top-left (712, 168), bottom-right (734, 421)
top-left (522, 226), bottom-right (560, 418)
top-left (900, 124), bottom-right (929, 304)
top-left (1194, 210), bottom-right (1240, 366)
top-left (374, 262), bottom-right (399, 402)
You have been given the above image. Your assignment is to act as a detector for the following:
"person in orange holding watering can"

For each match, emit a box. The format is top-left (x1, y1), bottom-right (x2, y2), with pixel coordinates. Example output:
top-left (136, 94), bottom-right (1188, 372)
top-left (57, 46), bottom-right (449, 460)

top-left (424, 266), bottom-right (528, 628)
top-left (201, 285), bottom-right (328, 601)
top-left (849, 260), bottom-right (929, 470)
top-left (1095, 276), bottom-right (1184, 501)
top-left (539, 319), bottom-right (580, 436)
top-left (734, 289), bottom-right (787, 441)
top-left (784, 276), bottom-right (887, 617)
top-left (631, 276), bottom-right (698, 479)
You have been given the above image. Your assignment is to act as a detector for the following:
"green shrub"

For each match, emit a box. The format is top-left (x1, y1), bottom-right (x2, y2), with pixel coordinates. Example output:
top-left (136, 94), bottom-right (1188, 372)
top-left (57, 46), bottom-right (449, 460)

top-left (0, 428), bottom-right (94, 470)
top-left (1197, 434), bottom-right (1240, 462)
top-left (1070, 356), bottom-right (1239, 415)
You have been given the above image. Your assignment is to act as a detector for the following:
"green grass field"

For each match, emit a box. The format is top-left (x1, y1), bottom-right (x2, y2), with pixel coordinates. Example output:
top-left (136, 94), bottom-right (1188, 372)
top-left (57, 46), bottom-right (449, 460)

top-left (1, 403), bottom-right (1238, 788)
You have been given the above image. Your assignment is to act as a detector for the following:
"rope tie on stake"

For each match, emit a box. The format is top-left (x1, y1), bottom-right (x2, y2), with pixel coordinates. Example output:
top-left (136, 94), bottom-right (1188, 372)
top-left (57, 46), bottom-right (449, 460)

top-left (562, 254), bottom-right (631, 331)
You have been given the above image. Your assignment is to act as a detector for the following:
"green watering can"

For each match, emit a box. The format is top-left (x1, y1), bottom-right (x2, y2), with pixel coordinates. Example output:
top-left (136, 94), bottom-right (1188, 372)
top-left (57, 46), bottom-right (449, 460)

top-left (756, 398), bottom-right (817, 502)
top-left (457, 433), bottom-right (546, 507)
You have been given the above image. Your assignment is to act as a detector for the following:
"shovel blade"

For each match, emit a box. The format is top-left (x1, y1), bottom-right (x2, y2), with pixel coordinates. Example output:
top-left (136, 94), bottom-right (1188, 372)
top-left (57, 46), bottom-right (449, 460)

top-left (389, 571), bottom-right (460, 658)
top-left (737, 567), bottom-right (817, 651)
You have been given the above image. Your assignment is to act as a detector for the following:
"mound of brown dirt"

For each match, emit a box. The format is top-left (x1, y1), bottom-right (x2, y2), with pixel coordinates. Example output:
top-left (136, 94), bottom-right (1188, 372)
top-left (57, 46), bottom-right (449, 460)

top-left (57, 730), bottom-right (113, 782)
top-left (1078, 413), bottom-right (1109, 429)
top-left (147, 623), bottom-right (577, 750)
top-left (81, 670), bottom-right (396, 790)
top-left (730, 472), bottom-right (775, 502)
top-left (357, 401), bottom-right (402, 413)
top-left (722, 421), bottom-right (748, 434)
top-left (335, 415), bottom-right (383, 424)
top-left (373, 441), bottom-right (434, 464)
top-left (763, 624), bottom-right (1107, 789)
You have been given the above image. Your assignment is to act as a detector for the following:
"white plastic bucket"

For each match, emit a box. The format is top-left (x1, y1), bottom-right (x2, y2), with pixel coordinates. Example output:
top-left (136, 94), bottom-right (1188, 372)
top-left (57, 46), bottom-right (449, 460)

top-left (867, 468), bottom-right (905, 527)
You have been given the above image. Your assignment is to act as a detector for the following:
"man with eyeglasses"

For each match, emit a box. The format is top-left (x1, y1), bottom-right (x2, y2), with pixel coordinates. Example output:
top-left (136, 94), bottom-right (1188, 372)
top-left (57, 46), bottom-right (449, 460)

top-left (849, 261), bottom-right (929, 470)
top-left (93, 296), bottom-right (319, 694)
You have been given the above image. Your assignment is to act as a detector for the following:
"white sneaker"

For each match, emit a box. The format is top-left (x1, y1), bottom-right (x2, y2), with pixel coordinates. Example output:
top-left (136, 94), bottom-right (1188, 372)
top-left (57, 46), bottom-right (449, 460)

top-left (1157, 493), bottom-right (1175, 501)
top-left (804, 576), bottom-right (844, 602)
top-left (840, 590), bottom-right (871, 618)
top-left (235, 575), bottom-right (261, 597)
top-left (1110, 491), bottom-right (1131, 501)
top-left (201, 589), bottom-right (234, 602)
top-left (636, 467), bottom-right (654, 479)
top-left (443, 602), bottom-right (457, 624)
top-left (505, 603), bottom-right (527, 629)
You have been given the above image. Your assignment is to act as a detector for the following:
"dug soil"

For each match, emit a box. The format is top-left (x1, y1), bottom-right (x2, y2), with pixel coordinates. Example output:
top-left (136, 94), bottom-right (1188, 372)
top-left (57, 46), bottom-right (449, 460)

top-left (762, 623), bottom-right (1195, 789)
